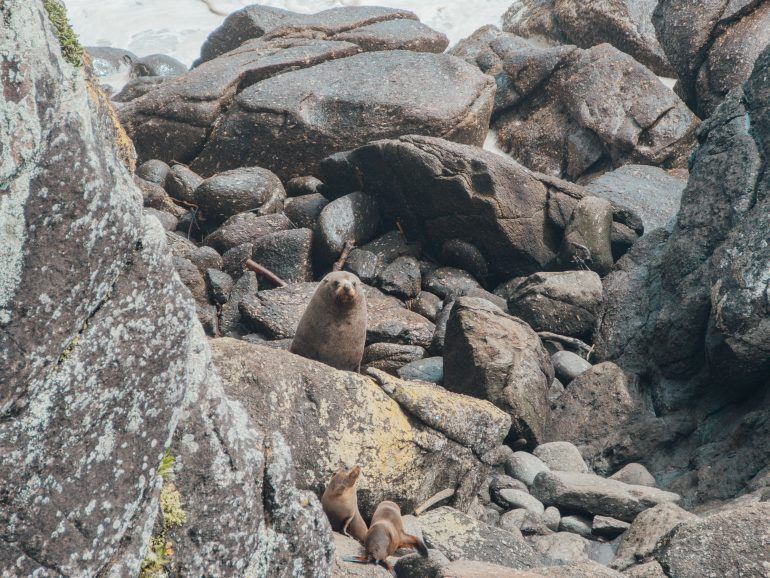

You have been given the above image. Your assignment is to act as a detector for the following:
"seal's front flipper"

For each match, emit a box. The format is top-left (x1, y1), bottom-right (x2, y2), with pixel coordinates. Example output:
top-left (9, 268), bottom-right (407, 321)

top-left (400, 533), bottom-right (429, 557)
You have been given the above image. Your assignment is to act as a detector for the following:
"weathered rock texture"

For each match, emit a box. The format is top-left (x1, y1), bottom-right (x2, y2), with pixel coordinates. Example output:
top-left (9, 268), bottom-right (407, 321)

top-left (212, 339), bottom-right (510, 517)
top-left (451, 28), bottom-right (698, 181)
top-left (0, 2), bottom-right (332, 574)
top-left (502, 0), bottom-right (673, 76)
top-left (320, 135), bottom-right (641, 282)
top-left (119, 6), bottom-right (491, 180)
top-left (653, 0), bottom-right (770, 117)
top-left (590, 45), bottom-right (770, 505)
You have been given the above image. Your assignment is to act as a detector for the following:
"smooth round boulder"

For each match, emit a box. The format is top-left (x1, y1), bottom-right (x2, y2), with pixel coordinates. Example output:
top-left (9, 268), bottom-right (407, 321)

top-left (315, 192), bottom-right (381, 267)
top-left (131, 53), bottom-right (187, 78)
top-left (195, 166), bottom-right (286, 225)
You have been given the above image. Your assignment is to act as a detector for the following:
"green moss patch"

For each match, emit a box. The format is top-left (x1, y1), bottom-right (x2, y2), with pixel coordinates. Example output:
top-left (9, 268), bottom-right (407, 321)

top-left (43, 0), bottom-right (84, 68)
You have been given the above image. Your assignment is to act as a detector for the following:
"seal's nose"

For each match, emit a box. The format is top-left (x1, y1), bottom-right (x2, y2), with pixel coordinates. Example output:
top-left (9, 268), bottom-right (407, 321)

top-left (341, 280), bottom-right (354, 295)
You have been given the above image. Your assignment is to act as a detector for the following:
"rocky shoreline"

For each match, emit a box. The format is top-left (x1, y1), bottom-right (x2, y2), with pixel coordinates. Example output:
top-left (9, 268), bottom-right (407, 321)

top-left (1, 1), bottom-right (768, 577)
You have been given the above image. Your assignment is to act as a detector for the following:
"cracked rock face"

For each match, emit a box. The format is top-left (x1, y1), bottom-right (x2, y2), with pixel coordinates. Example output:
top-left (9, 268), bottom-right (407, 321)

top-left (119, 7), bottom-right (491, 181)
top-left (653, 0), bottom-right (770, 118)
top-left (0, 1), bottom-right (332, 574)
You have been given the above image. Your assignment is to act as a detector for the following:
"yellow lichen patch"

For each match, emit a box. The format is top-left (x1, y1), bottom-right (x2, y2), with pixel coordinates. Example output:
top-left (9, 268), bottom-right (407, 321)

top-left (84, 79), bottom-right (137, 172)
top-left (160, 482), bottom-right (187, 528)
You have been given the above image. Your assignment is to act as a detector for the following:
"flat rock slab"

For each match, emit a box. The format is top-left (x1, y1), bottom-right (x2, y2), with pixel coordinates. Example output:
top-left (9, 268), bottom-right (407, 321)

top-left (191, 50), bottom-right (495, 179)
top-left (531, 471), bottom-right (680, 522)
top-left (419, 507), bottom-right (540, 569)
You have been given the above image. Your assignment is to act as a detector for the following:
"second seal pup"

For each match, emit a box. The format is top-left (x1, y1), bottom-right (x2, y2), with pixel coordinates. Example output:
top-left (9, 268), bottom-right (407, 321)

top-left (321, 465), bottom-right (367, 542)
top-left (365, 501), bottom-right (428, 574)
top-left (290, 271), bottom-right (366, 371)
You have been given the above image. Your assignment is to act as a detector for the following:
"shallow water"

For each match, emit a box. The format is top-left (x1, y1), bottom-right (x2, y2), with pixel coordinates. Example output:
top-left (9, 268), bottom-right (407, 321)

top-left (64, 0), bottom-right (513, 66)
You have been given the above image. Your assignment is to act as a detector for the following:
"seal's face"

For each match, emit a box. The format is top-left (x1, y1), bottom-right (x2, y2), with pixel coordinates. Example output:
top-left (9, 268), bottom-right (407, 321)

top-left (322, 271), bottom-right (361, 306)
top-left (327, 465), bottom-right (361, 496)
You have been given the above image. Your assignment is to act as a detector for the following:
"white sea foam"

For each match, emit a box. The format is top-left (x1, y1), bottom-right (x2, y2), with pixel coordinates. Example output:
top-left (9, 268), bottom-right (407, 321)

top-left (64, 0), bottom-right (514, 66)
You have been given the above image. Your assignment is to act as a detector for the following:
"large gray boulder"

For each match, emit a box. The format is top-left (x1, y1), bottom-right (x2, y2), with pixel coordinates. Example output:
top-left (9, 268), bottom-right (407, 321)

top-left (320, 135), bottom-right (641, 281)
top-left (190, 50), bottom-right (494, 180)
top-left (502, 0), bottom-right (673, 76)
top-left (444, 297), bottom-right (554, 447)
top-left (654, 503), bottom-right (770, 577)
top-left (653, 0), bottom-right (770, 117)
top-left (213, 339), bottom-right (510, 516)
top-left (591, 46), bottom-right (770, 504)
top-left (0, 2), bottom-right (332, 574)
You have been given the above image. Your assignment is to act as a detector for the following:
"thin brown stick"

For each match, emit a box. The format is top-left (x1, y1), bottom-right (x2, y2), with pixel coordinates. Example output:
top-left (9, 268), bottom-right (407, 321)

top-left (537, 331), bottom-right (592, 357)
top-left (244, 259), bottom-right (287, 287)
top-left (413, 488), bottom-right (455, 516)
top-left (333, 240), bottom-right (356, 272)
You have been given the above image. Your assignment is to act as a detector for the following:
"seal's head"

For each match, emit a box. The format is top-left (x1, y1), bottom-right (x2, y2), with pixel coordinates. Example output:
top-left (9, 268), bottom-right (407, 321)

top-left (365, 524), bottom-right (392, 563)
top-left (326, 465), bottom-right (361, 497)
top-left (322, 271), bottom-right (361, 307)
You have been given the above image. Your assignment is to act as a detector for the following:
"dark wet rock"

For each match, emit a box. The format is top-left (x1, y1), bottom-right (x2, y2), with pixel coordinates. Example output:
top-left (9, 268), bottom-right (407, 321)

top-left (654, 503), bottom-right (770, 577)
top-left (315, 191), bottom-right (382, 267)
top-left (610, 503), bottom-right (695, 570)
top-left (335, 19), bottom-right (449, 53)
top-left (196, 5), bottom-right (419, 64)
top-left (191, 50), bottom-right (495, 180)
top-left (111, 76), bottom-right (167, 103)
top-left (423, 267), bottom-right (482, 300)
top-left (533, 442), bottom-right (589, 474)
top-left (204, 212), bottom-right (292, 254)
top-left (165, 163), bottom-right (203, 205)
top-left (494, 43), bottom-right (698, 181)
top-left (378, 256), bottom-right (421, 299)
top-left (441, 239), bottom-right (488, 282)
top-left (546, 362), bottom-right (639, 448)
top-left (136, 176), bottom-right (186, 217)
top-left (410, 291), bottom-right (442, 322)
top-left (219, 271), bottom-right (259, 336)
top-left (221, 242), bottom-right (253, 280)
top-left (610, 222), bottom-right (639, 262)
top-left (143, 207), bottom-right (178, 231)
top-left (550, 351), bottom-right (591, 382)
top-left (590, 48), bottom-right (770, 506)
top-left (86, 45), bottom-right (135, 77)
top-left (136, 158), bottom-right (171, 185)
top-left (397, 357), bottom-right (444, 385)
top-left (205, 268), bottom-right (234, 305)
top-left (240, 283), bottom-right (435, 346)
top-left (362, 343), bottom-right (425, 375)
top-left (173, 256), bottom-right (208, 304)
top-left (584, 165), bottom-right (686, 232)
top-left (505, 271), bottom-right (602, 339)
top-left (320, 136), bottom-right (640, 282)
top-left (251, 228), bottom-right (313, 285)
top-left (195, 166), bottom-right (285, 226)
top-left (284, 193), bottom-right (329, 229)
top-left (429, 299), bottom-right (454, 354)
top-left (343, 248), bottom-right (378, 284)
top-left (131, 53), bottom-right (187, 78)
top-left (358, 230), bottom-right (421, 269)
top-left (502, 0), bottom-right (672, 76)
top-left (653, 0), bottom-right (770, 117)
top-left (0, 4), bottom-right (332, 572)
top-left (610, 463), bottom-right (656, 488)
top-left (197, 302), bottom-right (219, 336)
top-left (187, 245), bottom-right (223, 274)
top-left (532, 471), bottom-right (680, 522)
top-left (215, 340), bottom-right (508, 516)
top-left (286, 175), bottom-right (325, 197)
top-left (444, 297), bottom-right (554, 447)
top-left (559, 196), bottom-right (614, 275)
top-left (419, 507), bottom-right (539, 569)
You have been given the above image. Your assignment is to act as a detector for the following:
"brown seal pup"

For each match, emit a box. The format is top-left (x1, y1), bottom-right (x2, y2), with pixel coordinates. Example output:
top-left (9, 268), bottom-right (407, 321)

top-left (364, 501), bottom-right (428, 575)
top-left (321, 465), bottom-right (367, 542)
top-left (290, 271), bottom-right (366, 371)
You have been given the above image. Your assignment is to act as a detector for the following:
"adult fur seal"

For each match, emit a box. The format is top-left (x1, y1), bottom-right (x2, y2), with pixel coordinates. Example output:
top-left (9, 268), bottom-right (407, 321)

top-left (290, 271), bottom-right (366, 371)
top-left (321, 465), bottom-right (367, 542)
top-left (364, 501), bottom-right (428, 574)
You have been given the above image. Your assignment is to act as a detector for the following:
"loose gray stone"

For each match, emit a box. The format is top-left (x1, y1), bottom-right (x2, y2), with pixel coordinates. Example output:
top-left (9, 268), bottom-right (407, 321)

top-left (533, 442), bottom-right (589, 474)
top-left (551, 350), bottom-right (591, 382)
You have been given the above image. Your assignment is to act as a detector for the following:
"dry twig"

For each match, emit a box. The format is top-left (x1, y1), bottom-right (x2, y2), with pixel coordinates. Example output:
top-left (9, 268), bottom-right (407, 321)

top-left (244, 259), bottom-right (288, 287)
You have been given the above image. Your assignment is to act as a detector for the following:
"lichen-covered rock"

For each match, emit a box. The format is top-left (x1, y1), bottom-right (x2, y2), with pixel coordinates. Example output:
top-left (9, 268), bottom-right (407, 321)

top-left (654, 503), bottom-right (770, 577)
top-left (444, 297), bottom-right (554, 447)
top-left (419, 507), bottom-right (540, 569)
top-left (213, 339), bottom-right (508, 516)
top-left (0, 2), bottom-right (333, 573)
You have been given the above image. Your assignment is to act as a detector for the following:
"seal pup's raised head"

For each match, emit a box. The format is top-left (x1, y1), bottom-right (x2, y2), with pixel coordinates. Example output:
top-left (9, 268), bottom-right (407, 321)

top-left (321, 465), bottom-right (367, 542)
